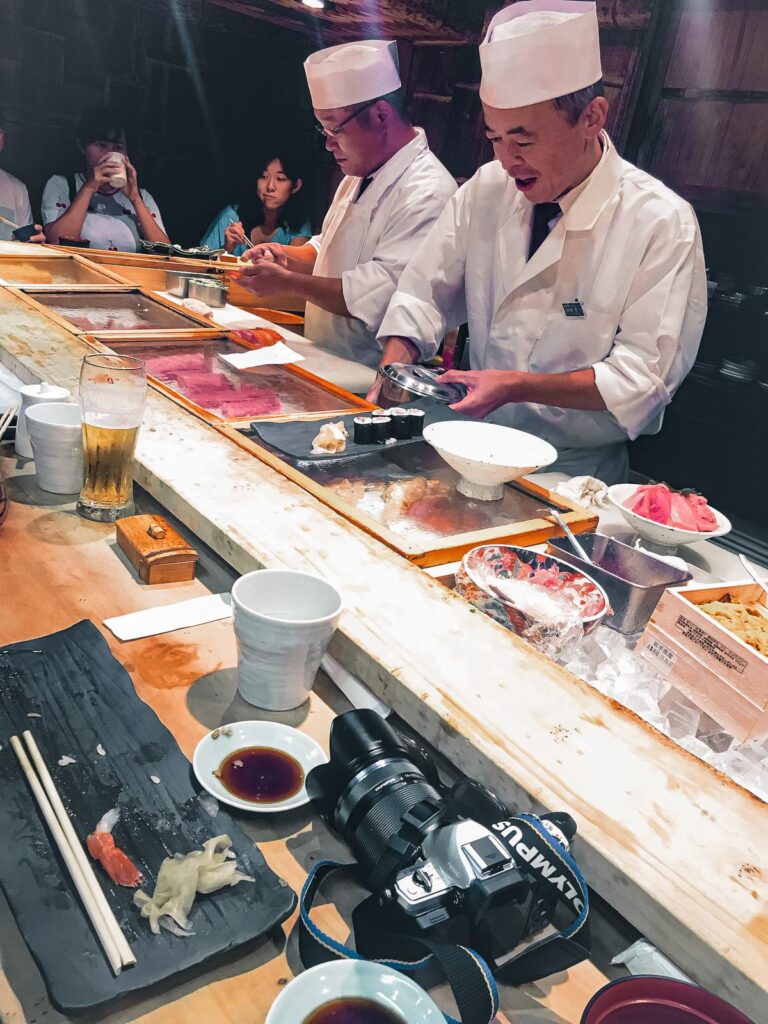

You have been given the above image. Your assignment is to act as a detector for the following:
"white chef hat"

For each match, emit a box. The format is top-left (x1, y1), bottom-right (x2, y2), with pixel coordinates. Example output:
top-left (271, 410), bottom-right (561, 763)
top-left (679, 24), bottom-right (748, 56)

top-left (304, 40), bottom-right (401, 110)
top-left (480, 1), bottom-right (602, 109)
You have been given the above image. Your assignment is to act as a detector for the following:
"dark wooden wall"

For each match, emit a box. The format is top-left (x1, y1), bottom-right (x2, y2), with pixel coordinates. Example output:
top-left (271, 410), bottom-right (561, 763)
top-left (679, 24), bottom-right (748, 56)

top-left (400, 0), bottom-right (659, 182)
top-left (628, 0), bottom-right (768, 522)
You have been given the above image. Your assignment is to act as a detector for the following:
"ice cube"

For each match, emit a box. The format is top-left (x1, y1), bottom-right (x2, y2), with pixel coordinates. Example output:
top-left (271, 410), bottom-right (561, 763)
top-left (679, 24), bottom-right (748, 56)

top-left (699, 731), bottom-right (733, 754)
top-left (665, 700), bottom-right (701, 740)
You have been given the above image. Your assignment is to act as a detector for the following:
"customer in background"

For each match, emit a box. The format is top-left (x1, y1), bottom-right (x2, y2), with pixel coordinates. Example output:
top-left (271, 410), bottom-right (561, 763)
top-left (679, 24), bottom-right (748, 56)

top-left (42, 106), bottom-right (170, 252)
top-left (201, 146), bottom-right (311, 256)
top-left (0, 109), bottom-right (45, 243)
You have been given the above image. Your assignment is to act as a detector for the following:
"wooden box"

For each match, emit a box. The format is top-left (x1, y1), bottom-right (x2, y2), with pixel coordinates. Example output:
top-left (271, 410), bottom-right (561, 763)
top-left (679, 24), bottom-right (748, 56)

top-left (116, 515), bottom-right (198, 585)
top-left (637, 580), bottom-right (768, 742)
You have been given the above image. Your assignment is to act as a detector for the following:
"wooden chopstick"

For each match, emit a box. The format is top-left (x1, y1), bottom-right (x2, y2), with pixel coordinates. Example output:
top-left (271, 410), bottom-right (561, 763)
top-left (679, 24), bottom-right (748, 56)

top-left (0, 213), bottom-right (21, 231)
top-left (11, 732), bottom-right (135, 974)
top-left (0, 403), bottom-right (19, 444)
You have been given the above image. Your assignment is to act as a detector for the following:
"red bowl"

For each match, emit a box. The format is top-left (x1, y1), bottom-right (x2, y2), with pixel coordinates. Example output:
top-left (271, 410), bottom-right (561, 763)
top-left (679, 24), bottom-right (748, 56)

top-left (581, 977), bottom-right (755, 1024)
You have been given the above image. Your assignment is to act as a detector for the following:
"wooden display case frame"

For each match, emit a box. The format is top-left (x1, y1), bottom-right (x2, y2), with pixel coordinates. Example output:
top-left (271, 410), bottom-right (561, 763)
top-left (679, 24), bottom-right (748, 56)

top-left (0, 251), bottom-right (132, 290)
top-left (86, 332), bottom-right (376, 425)
top-left (219, 423), bottom-right (598, 567)
top-left (6, 278), bottom-right (372, 424)
top-left (50, 243), bottom-right (307, 313)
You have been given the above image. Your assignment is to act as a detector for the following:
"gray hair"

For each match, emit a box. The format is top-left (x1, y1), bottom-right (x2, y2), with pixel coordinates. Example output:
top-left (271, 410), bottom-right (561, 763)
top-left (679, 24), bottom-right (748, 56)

top-left (553, 79), bottom-right (604, 125)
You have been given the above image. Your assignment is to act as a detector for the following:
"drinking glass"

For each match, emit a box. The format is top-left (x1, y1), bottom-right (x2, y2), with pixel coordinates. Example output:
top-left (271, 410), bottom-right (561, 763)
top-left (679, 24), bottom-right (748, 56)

top-left (77, 354), bottom-right (147, 522)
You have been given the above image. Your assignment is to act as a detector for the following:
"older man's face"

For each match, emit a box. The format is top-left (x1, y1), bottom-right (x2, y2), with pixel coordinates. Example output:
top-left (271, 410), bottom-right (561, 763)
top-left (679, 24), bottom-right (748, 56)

top-left (315, 103), bottom-right (384, 178)
top-left (483, 97), bottom-right (605, 204)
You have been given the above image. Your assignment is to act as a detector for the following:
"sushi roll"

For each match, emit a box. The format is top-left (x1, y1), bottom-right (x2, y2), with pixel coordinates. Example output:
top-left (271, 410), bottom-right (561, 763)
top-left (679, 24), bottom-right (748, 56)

top-left (353, 415), bottom-right (374, 444)
top-left (389, 407), bottom-right (410, 439)
top-left (371, 415), bottom-right (392, 443)
top-left (406, 408), bottom-right (426, 437)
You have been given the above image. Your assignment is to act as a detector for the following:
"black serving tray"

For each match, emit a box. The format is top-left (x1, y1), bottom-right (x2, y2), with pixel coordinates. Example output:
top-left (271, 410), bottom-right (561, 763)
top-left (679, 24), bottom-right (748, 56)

top-left (0, 621), bottom-right (296, 1013)
top-left (245, 398), bottom-right (468, 465)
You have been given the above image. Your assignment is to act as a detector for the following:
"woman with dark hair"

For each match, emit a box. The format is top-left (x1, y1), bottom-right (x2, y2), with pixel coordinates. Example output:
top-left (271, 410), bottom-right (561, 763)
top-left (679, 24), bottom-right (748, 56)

top-left (200, 148), bottom-right (311, 256)
top-left (42, 105), bottom-right (170, 251)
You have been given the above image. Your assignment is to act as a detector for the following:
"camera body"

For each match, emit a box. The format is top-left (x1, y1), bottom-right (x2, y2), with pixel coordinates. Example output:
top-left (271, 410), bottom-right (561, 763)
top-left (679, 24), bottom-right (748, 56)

top-left (306, 710), bottom-right (574, 972)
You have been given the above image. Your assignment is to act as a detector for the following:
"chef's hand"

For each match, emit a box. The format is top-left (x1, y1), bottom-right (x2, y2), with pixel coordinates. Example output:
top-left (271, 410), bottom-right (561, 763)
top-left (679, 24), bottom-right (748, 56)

top-left (224, 220), bottom-right (247, 254)
top-left (441, 369), bottom-right (519, 418)
top-left (236, 259), bottom-right (294, 295)
top-left (241, 243), bottom-right (288, 268)
top-left (28, 224), bottom-right (46, 244)
top-left (121, 159), bottom-right (141, 203)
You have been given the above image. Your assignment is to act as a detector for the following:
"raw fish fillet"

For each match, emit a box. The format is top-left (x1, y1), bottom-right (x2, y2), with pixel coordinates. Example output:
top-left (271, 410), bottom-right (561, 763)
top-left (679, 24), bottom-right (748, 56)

top-left (668, 492), bottom-right (697, 531)
top-left (214, 392), bottom-right (281, 417)
top-left (146, 351), bottom-right (207, 375)
top-left (686, 492), bottom-right (718, 531)
top-left (172, 371), bottom-right (228, 391)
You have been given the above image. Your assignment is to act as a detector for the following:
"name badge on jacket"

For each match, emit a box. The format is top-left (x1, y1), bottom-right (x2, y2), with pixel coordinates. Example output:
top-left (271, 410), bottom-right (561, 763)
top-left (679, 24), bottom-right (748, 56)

top-left (562, 300), bottom-right (585, 318)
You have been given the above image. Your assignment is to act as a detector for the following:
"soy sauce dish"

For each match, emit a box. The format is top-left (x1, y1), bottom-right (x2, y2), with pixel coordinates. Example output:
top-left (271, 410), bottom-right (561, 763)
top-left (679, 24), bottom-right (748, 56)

top-left (192, 721), bottom-right (327, 813)
top-left (265, 960), bottom-right (445, 1024)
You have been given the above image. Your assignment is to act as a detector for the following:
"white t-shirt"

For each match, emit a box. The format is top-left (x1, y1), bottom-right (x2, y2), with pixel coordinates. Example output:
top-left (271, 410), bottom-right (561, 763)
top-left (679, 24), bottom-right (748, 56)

top-left (0, 168), bottom-right (33, 241)
top-left (41, 173), bottom-right (165, 252)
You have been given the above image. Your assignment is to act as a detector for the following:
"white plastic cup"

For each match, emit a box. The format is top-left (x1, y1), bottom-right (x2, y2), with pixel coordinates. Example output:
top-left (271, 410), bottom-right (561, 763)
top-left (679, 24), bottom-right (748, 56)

top-left (25, 403), bottom-right (83, 494)
top-left (105, 151), bottom-right (127, 189)
top-left (231, 569), bottom-right (343, 711)
top-left (15, 382), bottom-right (71, 459)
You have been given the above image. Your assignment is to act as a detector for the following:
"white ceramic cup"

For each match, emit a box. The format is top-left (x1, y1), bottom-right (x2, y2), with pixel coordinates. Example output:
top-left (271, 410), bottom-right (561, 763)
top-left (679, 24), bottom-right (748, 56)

top-left (265, 960), bottom-right (444, 1024)
top-left (231, 569), bottom-right (342, 711)
top-left (15, 382), bottom-right (71, 458)
top-left (25, 403), bottom-right (84, 494)
top-left (105, 151), bottom-right (127, 189)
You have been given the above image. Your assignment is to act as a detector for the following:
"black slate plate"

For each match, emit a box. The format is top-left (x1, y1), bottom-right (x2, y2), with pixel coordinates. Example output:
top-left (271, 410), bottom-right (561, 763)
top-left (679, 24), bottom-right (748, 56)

top-left (246, 398), bottom-right (468, 464)
top-left (0, 621), bottom-right (296, 1013)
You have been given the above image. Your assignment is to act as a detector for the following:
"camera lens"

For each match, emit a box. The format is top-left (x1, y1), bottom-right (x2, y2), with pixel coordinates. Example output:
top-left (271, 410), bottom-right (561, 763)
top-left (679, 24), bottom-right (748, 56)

top-left (306, 710), bottom-right (444, 878)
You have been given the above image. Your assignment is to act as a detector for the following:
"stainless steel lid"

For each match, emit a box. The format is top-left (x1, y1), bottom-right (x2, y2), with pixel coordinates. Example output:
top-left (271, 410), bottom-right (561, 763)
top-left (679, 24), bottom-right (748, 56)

top-left (379, 363), bottom-right (466, 403)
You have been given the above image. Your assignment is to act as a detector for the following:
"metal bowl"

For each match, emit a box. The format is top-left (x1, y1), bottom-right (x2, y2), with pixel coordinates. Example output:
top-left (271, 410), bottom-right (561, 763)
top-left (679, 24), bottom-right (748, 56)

top-left (376, 363), bottom-right (466, 408)
top-left (547, 533), bottom-right (692, 635)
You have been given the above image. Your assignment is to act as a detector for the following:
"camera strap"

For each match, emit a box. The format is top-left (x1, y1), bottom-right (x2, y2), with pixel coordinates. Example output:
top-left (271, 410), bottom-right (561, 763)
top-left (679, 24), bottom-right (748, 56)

top-left (297, 814), bottom-right (589, 1024)
top-left (489, 813), bottom-right (590, 985)
top-left (298, 859), bottom-right (499, 1024)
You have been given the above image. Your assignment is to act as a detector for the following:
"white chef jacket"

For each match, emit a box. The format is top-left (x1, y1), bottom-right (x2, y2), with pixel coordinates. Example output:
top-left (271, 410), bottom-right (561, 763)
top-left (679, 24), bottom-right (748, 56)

top-left (379, 133), bottom-right (707, 480)
top-left (304, 128), bottom-right (456, 388)
top-left (0, 168), bottom-right (33, 241)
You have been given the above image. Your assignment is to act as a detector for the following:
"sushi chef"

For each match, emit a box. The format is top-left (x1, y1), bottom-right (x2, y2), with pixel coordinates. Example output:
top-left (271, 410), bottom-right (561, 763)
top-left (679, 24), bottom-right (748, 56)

top-left (237, 39), bottom-right (456, 391)
top-left (375, 1), bottom-right (707, 482)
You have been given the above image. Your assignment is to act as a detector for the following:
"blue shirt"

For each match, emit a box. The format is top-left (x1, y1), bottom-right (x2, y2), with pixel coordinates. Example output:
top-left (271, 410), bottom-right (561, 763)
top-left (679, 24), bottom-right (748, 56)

top-left (200, 203), bottom-right (311, 256)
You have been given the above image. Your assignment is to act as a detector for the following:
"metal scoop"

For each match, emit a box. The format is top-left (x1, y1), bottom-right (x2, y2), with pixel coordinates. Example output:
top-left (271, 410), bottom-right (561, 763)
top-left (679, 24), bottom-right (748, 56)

top-left (545, 507), bottom-right (595, 566)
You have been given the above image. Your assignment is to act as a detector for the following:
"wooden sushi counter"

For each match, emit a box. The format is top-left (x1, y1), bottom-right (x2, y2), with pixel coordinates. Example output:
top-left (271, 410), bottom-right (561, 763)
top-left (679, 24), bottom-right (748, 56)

top-left (0, 245), bottom-right (766, 1022)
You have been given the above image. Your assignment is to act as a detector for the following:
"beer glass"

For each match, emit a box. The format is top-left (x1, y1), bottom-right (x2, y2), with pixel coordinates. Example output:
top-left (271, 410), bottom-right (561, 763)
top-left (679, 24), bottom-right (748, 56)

top-left (77, 354), bottom-right (147, 522)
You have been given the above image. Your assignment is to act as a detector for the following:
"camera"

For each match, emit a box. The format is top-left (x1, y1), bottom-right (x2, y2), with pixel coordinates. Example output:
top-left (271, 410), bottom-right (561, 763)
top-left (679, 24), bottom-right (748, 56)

top-left (306, 710), bottom-right (578, 974)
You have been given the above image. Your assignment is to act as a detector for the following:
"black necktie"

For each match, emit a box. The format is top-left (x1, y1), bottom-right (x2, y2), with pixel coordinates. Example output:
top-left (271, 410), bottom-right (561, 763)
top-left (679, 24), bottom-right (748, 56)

top-left (527, 202), bottom-right (561, 260)
top-left (356, 175), bottom-right (374, 201)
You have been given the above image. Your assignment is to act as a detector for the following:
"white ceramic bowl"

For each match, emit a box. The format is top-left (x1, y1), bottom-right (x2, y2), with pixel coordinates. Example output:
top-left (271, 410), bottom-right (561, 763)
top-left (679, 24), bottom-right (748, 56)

top-left (192, 721), bottom-right (326, 813)
top-left (265, 960), bottom-right (445, 1024)
top-left (608, 483), bottom-right (732, 550)
top-left (423, 420), bottom-right (557, 501)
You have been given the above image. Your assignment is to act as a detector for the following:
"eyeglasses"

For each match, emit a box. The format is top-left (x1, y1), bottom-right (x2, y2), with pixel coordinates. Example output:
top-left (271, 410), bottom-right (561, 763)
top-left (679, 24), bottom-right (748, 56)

top-left (315, 97), bottom-right (378, 138)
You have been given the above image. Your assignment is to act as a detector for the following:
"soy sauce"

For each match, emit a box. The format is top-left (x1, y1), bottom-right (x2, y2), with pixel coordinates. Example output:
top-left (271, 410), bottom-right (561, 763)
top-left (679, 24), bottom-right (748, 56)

top-left (303, 999), bottom-right (403, 1024)
top-left (214, 746), bottom-right (304, 803)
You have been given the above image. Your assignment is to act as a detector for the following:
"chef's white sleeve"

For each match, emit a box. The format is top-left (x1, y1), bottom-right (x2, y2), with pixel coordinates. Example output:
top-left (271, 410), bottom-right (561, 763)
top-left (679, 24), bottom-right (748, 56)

top-left (376, 186), bottom-right (470, 361)
top-left (592, 211), bottom-right (707, 440)
top-left (308, 235), bottom-right (322, 253)
top-left (341, 190), bottom-right (458, 343)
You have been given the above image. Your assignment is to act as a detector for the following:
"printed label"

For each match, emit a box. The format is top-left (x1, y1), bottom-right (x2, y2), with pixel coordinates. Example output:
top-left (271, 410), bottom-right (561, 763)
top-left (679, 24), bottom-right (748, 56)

top-left (674, 614), bottom-right (748, 675)
top-left (643, 637), bottom-right (677, 676)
